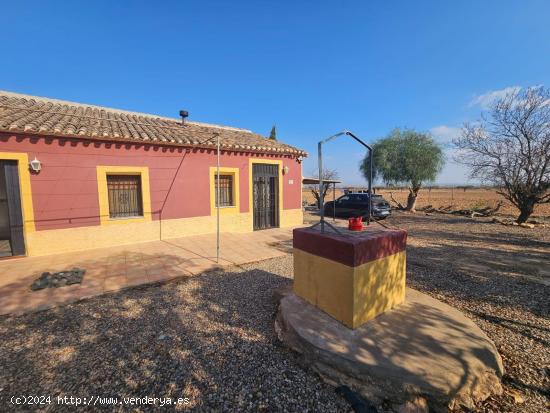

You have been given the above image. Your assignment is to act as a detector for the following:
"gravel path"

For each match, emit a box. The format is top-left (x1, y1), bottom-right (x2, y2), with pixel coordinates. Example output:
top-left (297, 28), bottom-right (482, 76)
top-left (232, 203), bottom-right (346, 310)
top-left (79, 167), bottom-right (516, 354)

top-left (0, 258), bottom-right (349, 412)
top-left (1, 212), bottom-right (548, 412)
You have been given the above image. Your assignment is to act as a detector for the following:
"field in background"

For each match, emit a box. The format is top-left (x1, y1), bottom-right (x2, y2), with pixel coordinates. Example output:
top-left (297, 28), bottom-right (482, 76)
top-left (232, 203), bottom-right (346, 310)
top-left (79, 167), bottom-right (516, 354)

top-left (302, 187), bottom-right (550, 217)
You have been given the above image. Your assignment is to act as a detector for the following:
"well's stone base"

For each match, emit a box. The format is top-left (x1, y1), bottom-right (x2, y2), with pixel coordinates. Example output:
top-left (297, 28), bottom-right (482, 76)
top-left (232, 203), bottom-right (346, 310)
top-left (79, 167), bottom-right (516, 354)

top-left (275, 289), bottom-right (503, 411)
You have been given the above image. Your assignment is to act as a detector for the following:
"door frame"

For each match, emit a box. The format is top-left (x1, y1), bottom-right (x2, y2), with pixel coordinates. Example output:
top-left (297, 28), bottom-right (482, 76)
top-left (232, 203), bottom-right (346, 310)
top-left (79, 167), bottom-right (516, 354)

top-left (249, 159), bottom-right (283, 230)
top-left (0, 152), bottom-right (36, 256)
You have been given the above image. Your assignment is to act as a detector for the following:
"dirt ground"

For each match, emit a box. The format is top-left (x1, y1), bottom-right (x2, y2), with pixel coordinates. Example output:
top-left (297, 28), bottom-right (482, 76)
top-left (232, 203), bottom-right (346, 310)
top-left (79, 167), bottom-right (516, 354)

top-left (389, 212), bottom-right (549, 412)
top-left (302, 187), bottom-right (550, 218)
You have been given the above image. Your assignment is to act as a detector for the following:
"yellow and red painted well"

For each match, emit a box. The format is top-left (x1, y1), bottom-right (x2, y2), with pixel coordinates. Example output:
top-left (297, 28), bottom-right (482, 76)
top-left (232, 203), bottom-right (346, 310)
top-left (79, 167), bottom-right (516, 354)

top-left (293, 226), bottom-right (407, 329)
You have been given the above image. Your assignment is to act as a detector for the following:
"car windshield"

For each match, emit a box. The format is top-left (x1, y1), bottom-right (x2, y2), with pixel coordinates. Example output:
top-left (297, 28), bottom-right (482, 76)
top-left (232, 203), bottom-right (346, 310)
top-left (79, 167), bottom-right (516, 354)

top-left (348, 194), bottom-right (388, 204)
top-left (338, 193), bottom-right (388, 204)
top-left (349, 194), bottom-right (366, 202)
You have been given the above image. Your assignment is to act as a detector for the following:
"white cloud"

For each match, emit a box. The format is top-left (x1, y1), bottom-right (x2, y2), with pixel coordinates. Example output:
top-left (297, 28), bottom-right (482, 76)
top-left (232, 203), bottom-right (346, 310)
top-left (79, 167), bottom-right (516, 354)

top-left (468, 86), bottom-right (522, 109)
top-left (430, 125), bottom-right (461, 145)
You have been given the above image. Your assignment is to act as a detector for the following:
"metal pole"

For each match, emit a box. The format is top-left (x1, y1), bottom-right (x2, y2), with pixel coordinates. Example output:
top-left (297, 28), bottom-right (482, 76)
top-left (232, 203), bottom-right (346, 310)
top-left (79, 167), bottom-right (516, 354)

top-left (216, 134), bottom-right (220, 263)
top-left (318, 141), bottom-right (324, 233)
top-left (368, 147), bottom-right (373, 226)
top-left (311, 131), bottom-right (370, 235)
top-left (333, 182), bottom-right (336, 222)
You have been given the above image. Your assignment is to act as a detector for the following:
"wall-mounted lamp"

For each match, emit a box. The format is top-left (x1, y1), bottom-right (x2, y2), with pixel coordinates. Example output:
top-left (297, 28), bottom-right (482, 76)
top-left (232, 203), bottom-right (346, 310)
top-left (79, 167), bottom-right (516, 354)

top-left (296, 156), bottom-right (304, 164)
top-left (282, 165), bottom-right (289, 175)
top-left (29, 157), bottom-right (42, 173)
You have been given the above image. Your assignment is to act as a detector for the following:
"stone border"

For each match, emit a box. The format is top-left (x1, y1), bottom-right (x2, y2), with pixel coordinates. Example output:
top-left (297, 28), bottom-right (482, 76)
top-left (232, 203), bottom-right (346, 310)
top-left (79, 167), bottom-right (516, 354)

top-left (275, 289), bottom-right (503, 412)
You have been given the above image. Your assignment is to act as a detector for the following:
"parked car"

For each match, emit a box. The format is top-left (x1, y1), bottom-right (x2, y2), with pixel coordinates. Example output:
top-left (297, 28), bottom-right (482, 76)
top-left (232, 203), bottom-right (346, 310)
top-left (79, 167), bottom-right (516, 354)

top-left (323, 193), bottom-right (391, 220)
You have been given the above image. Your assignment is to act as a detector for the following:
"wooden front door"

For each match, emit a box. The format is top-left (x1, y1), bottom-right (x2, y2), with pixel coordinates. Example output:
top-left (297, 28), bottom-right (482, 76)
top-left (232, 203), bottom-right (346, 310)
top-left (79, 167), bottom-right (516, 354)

top-left (253, 164), bottom-right (279, 230)
top-left (0, 161), bottom-right (25, 257)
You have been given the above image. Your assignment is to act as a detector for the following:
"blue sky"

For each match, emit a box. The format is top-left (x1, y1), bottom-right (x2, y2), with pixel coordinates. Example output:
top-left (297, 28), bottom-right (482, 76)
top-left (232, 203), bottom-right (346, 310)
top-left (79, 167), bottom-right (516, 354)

top-left (1, 1), bottom-right (549, 186)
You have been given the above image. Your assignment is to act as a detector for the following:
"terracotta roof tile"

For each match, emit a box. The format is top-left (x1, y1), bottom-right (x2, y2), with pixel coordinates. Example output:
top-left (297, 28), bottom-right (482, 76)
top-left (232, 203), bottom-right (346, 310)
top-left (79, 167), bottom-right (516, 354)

top-left (0, 91), bottom-right (307, 157)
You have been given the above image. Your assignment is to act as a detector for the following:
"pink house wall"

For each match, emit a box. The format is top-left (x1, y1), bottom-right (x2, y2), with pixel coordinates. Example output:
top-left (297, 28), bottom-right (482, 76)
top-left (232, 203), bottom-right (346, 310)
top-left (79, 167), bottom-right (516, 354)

top-left (0, 133), bottom-right (303, 231)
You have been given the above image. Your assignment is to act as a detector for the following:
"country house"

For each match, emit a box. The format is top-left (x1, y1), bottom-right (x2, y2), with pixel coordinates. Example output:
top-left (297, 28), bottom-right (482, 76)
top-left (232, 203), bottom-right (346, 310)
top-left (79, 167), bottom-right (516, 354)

top-left (0, 91), bottom-right (306, 257)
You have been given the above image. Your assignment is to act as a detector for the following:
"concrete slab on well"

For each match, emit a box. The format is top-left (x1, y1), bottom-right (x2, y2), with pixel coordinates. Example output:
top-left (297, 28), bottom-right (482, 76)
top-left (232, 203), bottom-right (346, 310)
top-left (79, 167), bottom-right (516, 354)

top-left (275, 288), bottom-right (503, 411)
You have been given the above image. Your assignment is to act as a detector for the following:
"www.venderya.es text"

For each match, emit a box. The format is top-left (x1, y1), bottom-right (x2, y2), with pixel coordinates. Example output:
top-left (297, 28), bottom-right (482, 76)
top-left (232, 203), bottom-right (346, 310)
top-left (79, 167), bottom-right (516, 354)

top-left (10, 395), bottom-right (190, 407)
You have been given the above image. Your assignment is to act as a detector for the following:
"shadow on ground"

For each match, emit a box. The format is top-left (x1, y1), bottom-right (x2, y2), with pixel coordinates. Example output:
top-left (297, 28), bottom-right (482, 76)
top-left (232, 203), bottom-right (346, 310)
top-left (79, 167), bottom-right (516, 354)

top-left (0, 255), bottom-right (349, 412)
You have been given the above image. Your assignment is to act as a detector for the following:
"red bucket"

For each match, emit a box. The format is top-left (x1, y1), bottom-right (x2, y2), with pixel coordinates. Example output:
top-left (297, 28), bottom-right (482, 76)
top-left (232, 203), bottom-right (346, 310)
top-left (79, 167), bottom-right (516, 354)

top-left (348, 217), bottom-right (363, 231)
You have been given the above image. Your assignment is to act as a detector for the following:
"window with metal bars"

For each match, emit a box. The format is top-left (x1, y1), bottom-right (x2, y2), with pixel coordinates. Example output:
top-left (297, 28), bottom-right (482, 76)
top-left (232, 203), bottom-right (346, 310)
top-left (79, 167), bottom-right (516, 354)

top-left (107, 175), bottom-right (143, 218)
top-left (215, 174), bottom-right (234, 207)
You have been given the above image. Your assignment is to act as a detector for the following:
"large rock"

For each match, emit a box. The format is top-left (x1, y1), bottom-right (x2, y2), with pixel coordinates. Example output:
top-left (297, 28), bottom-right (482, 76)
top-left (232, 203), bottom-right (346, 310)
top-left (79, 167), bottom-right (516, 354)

top-left (275, 289), bottom-right (503, 411)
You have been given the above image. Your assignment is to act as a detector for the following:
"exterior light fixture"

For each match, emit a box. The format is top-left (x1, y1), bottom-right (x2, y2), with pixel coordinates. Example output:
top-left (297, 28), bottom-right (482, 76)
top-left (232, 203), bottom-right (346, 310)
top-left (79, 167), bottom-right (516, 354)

top-left (29, 157), bottom-right (42, 173)
top-left (283, 166), bottom-right (289, 175)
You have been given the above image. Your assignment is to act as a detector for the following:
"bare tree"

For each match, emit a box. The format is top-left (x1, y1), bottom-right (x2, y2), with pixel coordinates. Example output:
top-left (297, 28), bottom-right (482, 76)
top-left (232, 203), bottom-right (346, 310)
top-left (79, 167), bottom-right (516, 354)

top-left (454, 86), bottom-right (550, 223)
top-left (309, 169), bottom-right (339, 208)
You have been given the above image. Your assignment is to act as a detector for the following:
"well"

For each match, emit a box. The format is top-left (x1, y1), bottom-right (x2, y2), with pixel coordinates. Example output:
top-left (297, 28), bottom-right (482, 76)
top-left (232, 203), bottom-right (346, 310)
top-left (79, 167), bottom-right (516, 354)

top-left (293, 226), bottom-right (407, 328)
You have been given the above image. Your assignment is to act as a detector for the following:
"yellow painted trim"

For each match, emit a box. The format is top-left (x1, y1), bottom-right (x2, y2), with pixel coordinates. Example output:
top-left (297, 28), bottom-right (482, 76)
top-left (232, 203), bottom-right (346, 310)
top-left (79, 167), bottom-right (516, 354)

top-left (293, 248), bottom-right (406, 328)
top-left (24, 212), bottom-right (254, 256)
top-left (96, 166), bottom-right (152, 225)
top-left (209, 167), bottom-right (240, 216)
top-left (279, 208), bottom-right (303, 228)
top-left (294, 248), bottom-right (355, 325)
top-left (0, 152), bottom-right (36, 255)
top-left (248, 159), bottom-right (283, 229)
top-left (353, 250), bottom-right (406, 327)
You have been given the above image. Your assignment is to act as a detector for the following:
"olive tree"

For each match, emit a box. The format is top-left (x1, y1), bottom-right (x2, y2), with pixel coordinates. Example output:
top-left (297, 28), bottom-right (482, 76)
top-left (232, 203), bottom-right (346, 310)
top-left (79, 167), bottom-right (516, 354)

top-left (360, 129), bottom-right (444, 211)
top-left (454, 86), bottom-right (550, 223)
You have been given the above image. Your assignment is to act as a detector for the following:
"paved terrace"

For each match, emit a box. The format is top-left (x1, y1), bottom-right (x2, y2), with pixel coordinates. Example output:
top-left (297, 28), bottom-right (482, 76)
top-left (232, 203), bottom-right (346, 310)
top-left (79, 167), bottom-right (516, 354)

top-left (0, 228), bottom-right (295, 316)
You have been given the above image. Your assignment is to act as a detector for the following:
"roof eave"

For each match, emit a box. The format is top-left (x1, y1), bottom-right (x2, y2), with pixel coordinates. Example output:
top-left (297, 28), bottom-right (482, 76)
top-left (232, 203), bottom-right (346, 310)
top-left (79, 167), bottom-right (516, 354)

top-left (0, 128), bottom-right (308, 158)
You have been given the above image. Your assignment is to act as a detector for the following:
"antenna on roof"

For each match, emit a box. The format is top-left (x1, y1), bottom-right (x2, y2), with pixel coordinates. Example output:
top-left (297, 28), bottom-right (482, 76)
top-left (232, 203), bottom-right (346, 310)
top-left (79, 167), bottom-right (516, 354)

top-left (179, 110), bottom-right (189, 125)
